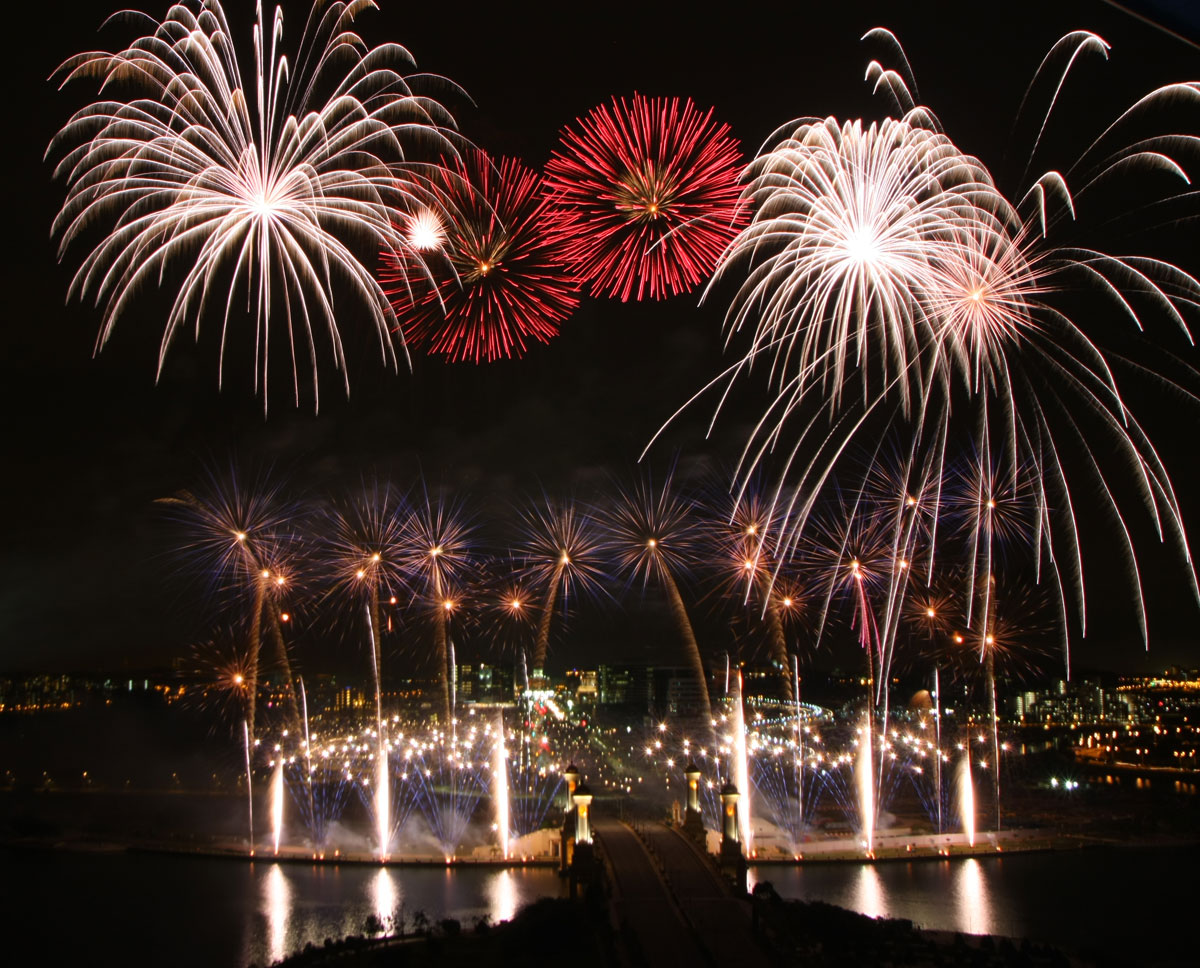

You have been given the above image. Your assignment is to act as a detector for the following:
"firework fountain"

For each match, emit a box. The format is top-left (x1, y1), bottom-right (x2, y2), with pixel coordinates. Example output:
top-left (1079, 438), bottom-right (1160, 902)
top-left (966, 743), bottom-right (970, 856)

top-left (243, 720), bottom-right (255, 854)
top-left (730, 671), bottom-right (754, 856)
top-left (493, 713), bottom-right (510, 860)
top-left (933, 668), bottom-right (944, 834)
top-left (271, 754), bottom-right (285, 856)
top-left (857, 718), bottom-right (876, 855)
top-left (959, 750), bottom-right (976, 848)
top-left (792, 657), bottom-right (805, 838)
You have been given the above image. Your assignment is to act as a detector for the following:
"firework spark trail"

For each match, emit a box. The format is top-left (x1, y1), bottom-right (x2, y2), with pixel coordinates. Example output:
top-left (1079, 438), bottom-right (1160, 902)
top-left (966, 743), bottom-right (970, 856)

top-left (49, 0), bottom-right (466, 410)
top-left (382, 150), bottom-right (580, 362)
top-left (544, 94), bottom-right (746, 301)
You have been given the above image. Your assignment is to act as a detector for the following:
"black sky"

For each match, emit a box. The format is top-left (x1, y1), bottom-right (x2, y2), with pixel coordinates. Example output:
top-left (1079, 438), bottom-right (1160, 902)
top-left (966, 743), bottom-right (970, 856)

top-left (4, 0), bottom-right (1200, 675)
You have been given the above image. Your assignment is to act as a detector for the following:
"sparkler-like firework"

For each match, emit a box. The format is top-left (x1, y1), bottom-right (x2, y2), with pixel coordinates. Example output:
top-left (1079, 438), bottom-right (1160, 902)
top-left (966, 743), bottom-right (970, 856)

top-left (704, 483), bottom-right (802, 700)
top-left (323, 479), bottom-right (414, 857)
top-left (49, 0), bottom-right (465, 410)
top-left (400, 487), bottom-right (478, 724)
top-left (605, 471), bottom-right (712, 722)
top-left (381, 150), bottom-right (580, 362)
top-left (514, 495), bottom-right (608, 675)
top-left (543, 94), bottom-right (745, 301)
top-left (160, 468), bottom-right (304, 737)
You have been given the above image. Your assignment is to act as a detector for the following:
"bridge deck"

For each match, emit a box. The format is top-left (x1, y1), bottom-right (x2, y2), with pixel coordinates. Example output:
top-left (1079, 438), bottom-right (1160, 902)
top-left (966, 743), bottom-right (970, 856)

top-left (593, 819), bottom-right (771, 968)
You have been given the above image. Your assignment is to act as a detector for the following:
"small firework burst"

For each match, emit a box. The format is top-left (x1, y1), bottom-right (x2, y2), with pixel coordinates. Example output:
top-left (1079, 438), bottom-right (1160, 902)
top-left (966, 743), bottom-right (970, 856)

top-left (543, 94), bottom-right (745, 301)
top-left (605, 470), bottom-right (713, 720)
top-left (190, 631), bottom-right (257, 728)
top-left (322, 480), bottom-right (413, 604)
top-left (157, 465), bottom-right (301, 599)
top-left (605, 471), bottom-right (704, 590)
top-left (513, 495), bottom-right (609, 670)
top-left (382, 151), bottom-right (579, 362)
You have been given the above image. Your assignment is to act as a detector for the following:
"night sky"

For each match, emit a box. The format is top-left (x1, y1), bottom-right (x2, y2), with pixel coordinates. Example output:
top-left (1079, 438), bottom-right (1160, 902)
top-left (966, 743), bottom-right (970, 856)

top-left (4, 0), bottom-right (1200, 675)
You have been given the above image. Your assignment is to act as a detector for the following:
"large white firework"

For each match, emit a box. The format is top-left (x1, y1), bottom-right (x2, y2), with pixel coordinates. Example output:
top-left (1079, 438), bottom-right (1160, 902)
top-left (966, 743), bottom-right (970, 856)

top-left (665, 29), bottom-right (1200, 667)
top-left (715, 114), bottom-right (999, 419)
top-left (49, 0), bottom-right (463, 409)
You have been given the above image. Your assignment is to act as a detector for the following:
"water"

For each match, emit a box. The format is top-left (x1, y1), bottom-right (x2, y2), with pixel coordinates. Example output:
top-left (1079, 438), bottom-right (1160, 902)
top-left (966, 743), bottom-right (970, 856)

top-left (4, 847), bottom-right (562, 967)
top-left (751, 843), bottom-right (1197, 964)
top-left (6, 842), bottom-right (1194, 966)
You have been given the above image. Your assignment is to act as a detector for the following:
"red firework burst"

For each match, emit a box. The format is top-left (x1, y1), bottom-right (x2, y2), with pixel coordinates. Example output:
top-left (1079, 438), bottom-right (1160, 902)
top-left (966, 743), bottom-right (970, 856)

top-left (543, 94), bottom-right (746, 301)
top-left (380, 151), bottom-right (579, 363)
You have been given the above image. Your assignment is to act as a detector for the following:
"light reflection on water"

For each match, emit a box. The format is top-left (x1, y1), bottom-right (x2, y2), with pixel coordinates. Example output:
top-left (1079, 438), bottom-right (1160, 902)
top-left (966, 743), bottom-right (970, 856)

top-left (370, 868), bottom-right (398, 926)
top-left (8, 844), bottom-right (1195, 967)
top-left (264, 865), bottom-right (291, 966)
top-left (954, 859), bottom-right (992, 936)
top-left (486, 869), bottom-right (519, 924)
top-left (750, 845), bottom-right (1198, 963)
top-left (238, 863), bottom-right (561, 966)
top-left (851, 865), bottom-right (885, 920)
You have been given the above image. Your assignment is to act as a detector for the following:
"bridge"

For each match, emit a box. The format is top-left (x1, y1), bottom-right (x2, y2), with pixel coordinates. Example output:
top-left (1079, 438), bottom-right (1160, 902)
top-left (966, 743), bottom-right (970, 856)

top-left (592, 818), bottom-right (772, 968)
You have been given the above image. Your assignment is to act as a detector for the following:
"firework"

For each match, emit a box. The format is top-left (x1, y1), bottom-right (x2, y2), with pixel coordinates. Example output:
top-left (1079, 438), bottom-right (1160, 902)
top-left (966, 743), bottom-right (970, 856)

top-left (382, 151), bottom-right (580, 362)
top-left (190, 630), bottom-right (257, 729)
top-left (322, 478), bottom-right (414, 855)
top-left (703, 481), bottom-right (802, 699)
top-left (400, 486), bottom-right (479, 723)
top-left (679, 31), bottom-right (1200, 666)
top-left (480, 577), bottom-right (540, 663)
top-left (711, 114), bottom-right (998, 417)
top-left (49, 0), bottom-right (464, 410)
top-left (605, 471), bottom-right (712, 721)
top-left (543, 94), bottom-right (745, 301)
top-left (159, 467), bottom-right (305, 735)
top-left (513, 495), bottom-right (608, 673)
top-left (322, 480), bottom-right (413, 643)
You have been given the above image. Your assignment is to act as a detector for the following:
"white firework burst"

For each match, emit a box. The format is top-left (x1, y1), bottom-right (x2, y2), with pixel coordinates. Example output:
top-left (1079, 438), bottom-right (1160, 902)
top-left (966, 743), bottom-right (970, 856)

top-left (49, 0), bottom-right (464, 410)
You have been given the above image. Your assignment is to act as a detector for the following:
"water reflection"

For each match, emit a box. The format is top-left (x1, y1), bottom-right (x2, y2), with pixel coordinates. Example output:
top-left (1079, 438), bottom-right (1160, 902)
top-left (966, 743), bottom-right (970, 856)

top-left (851, 864), bottom-right (885, 919)
top-left (370, 868), bottom-right (400, 928)
top-left (235, 863), bottom-right (561, 963)
top-left (954, 859), bottom-right (993, 936)
top-left (486, 869), bottom-right (519, 923)
top-left (264, 864), bottom-right (292, 965)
